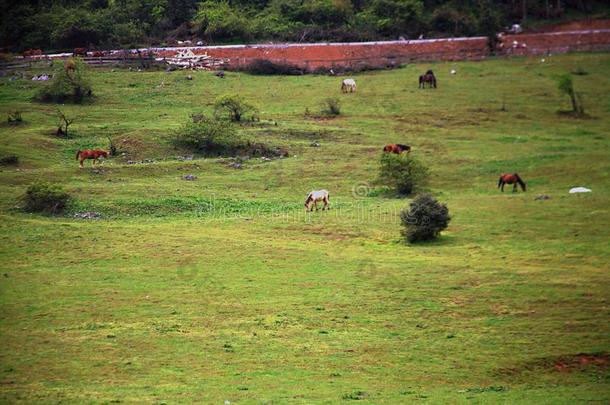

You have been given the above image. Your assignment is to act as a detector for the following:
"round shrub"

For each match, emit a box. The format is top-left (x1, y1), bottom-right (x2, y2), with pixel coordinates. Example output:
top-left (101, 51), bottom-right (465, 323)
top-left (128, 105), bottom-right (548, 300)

top-left (22, 182), bottom-right (71, 215)
top-left (36, 58), bottom-right (93, 103)
top-left (214, 94), bottom-right (257, 122)
top-left (377, 153), bottom-right (428, 195)
top-left (173, 119), bottom-right (238, 155)
top-left (400, 193), bottom-right (450, 243)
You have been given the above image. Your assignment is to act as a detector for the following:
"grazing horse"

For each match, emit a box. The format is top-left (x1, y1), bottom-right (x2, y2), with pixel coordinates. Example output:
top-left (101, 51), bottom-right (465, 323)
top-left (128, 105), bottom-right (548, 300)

top-left (383, 144), bottom-right (411, 154)
top-left (73, 47), bottom-right (87, 56)
top-left (305, 190), bottom-right (330, 211)
top-left (498, 173), bottom-right (526, 192)
top-left (419, 70), bottom-right (437, 88)
top-left (341, 78), bottom-right (356, 93)
top-left (76, 149), bottom-right (108, 168)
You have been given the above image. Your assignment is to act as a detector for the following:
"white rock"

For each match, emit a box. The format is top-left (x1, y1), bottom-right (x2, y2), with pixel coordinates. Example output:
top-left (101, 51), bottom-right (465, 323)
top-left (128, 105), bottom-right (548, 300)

top-left (569, 187), bottom-right (592, 194)
top-left (450, 69), bottom-right (456, 75)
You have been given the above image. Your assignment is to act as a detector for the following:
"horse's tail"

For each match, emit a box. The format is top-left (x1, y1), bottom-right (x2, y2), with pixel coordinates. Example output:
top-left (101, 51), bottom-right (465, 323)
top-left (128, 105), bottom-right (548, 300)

top-left (75, 150), bottom-right (81, 160)
top-left (515, 173), bottom-right (526, 191)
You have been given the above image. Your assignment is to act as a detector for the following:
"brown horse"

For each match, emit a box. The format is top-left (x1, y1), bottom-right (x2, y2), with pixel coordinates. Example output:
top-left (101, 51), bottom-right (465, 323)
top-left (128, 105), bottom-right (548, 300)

top-left (383, 144), bottom-right (411, 154)
top-left (419, 70), bottom-right (437, 88)
top-left (76, 149), bottom-right (108, 168)
top-left (498, 173), bottom-right (526, 192)
top-left (73, 47), bottom-right (87, 56)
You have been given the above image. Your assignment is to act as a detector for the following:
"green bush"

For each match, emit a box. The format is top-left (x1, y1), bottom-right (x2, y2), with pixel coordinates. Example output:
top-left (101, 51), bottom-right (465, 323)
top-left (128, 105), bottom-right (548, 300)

top-left (36, 58), bottom-right (93, 103)
top-left (7, 110), bottom-right (23, 125)
top-left (22, 182), bottom-right (71, 215)
top-left (400, 193), bottom-right (450, 243)
top-left (321, 97), bottom-right (341, 115)
top-left (214, 94), bottom-right (258, 122)
top-left (0, 155), bottom-right (19, 166)
top-left (377, 153), bottom-right (428, 195)
top-left (173, 119), bottom-right (238, 155)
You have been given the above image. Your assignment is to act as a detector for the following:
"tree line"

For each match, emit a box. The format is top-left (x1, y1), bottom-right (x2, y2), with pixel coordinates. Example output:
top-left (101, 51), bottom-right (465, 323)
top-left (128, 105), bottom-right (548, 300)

top-left (1, 0), bottom-right (607, 52)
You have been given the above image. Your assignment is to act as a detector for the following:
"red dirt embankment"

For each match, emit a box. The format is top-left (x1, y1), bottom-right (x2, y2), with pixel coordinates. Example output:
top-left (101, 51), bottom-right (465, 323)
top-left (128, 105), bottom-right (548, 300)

top-left (184, 37), bottom-right (490, 71)
top-left (156, 20), bottom-right (610, 71)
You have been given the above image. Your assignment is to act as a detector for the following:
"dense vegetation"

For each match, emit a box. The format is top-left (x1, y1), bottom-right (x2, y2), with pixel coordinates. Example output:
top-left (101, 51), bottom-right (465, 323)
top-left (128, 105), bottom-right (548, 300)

top-left (2, 0), bottom-right (609, 52)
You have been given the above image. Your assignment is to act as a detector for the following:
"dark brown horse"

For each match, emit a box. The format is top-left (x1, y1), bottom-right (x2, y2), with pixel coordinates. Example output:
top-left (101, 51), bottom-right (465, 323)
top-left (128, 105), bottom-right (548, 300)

top-left (498, 173), bottom-right (526, 192)
top-left (383, 144), bottom-right (411, 154)
top-left (419, 70), bottom-right (436, 89)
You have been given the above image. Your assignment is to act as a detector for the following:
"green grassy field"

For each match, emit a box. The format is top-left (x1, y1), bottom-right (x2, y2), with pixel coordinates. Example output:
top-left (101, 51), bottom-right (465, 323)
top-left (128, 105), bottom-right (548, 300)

top-left (0, 53), bottom-right (609, 404)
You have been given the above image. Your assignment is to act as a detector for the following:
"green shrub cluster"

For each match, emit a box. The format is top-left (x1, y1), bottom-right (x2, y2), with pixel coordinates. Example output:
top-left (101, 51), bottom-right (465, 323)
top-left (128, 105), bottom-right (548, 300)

top-left (400, 193), bottom-right (450, 243)
top-left (377, 153), bottom-right (428, 196)
top-left (173, 118), bottom-right (238, 155)
top-left (22, 182), bottom-right (71, 215)
top-left (36, 58), bottom-right (93, 103)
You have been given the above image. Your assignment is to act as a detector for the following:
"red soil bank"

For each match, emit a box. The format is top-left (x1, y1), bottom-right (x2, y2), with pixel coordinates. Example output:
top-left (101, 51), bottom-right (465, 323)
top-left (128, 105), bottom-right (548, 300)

top-left (498, 29), bottom-right (610, 56)
top-left (156, 26), bottom-right (610, 71)
top-left (157, 37), bottom-right (490, 71)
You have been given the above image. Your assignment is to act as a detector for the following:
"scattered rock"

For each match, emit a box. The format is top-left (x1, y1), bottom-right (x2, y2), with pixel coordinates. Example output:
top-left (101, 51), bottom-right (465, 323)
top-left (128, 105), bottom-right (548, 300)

top-left (569, 187), bottom-right (592, 194)
top-left (177, 155), bottom-right (194, 161)
top-left (260, 157), bottom-right (271, 161)
top-left (215, 71), bottom-right (225, 79)
top-left (450, 69), bottom-right (456, 74)
top-left (126, 159), bottom-right (155, 165)
top-left (310, 141), bottom-right (321, 147)
top-left (74, 212), bottom-right (102, 219)
top-left (229, 162), bottom-right (242, 169)
top-left (186, 75), bottom-right (193, 80)
top-left (182, 174), bottom-right (197, 181)
top-left (535, 194), bottom-right (550, 200)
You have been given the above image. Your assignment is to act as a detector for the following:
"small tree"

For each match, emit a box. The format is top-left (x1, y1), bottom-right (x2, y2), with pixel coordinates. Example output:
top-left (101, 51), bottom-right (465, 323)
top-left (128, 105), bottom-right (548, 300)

top-left (377, 153), bottom-right (428, 195)
top-left (400, 194), bottom-right (450, 243)
top-left (173, 119), bottom-right (238, 155)
top-left (321, 98), bottom-right (341, 115)
top-left (7, 110), bottom-right (23, 125)
top-left (36, 57), bottom-right (93, 103)
top-left (55, 109), bottom-right (75, 137)
top-left (22, 182), bottom-right (71, 215)
top-left (557, 73), bottom-right (584, 114)
top-left (214, 94), bottom-right (257, 122)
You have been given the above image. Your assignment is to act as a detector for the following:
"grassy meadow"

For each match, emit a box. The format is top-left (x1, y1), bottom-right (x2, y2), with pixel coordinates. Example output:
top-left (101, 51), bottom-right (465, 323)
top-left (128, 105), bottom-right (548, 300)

top-left (0, 53), bottom-right (609, 404)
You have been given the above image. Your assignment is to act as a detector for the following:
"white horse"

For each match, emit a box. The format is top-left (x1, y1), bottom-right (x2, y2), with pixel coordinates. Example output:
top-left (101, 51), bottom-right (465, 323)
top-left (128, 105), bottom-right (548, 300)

top-left (341, 78), bottom-right (356, 93)
top-left (305, 190), bottom-right (330, 211)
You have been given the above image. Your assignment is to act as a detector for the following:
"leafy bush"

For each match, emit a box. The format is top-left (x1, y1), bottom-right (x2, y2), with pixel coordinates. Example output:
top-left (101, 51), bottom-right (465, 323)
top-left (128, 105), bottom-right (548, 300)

top-left (377, 153), bottom-right (428, 195)
top-left (36, 58), bottom-right (93, 103)
top-left (7, 110), bottom-right (23, 125)
top-left (556, 73), bottom-right (584, 114)
top-left (400, 193), bottom-right (450, 243)
top-left (173, 119), bottom-right (238, 155)
top-left (214, 94), bottom-right (258, 122)
top-left (0, 155), bottom-right (19, 166)
top-left (22, 182), bottom-right (71, 215)
top-left (321, 97), bottom-right (341, 115)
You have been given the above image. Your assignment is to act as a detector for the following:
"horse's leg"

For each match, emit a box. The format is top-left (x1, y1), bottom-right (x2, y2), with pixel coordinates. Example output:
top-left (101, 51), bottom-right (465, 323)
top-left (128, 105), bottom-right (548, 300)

top-left (500, 182), bottom-right (504, 192)
top-left (513, 183), bottom-right (517, 193)
top-left (314, 200), bottom-right (319, 211)
top-left (80, 159), bottom-right (84, 168)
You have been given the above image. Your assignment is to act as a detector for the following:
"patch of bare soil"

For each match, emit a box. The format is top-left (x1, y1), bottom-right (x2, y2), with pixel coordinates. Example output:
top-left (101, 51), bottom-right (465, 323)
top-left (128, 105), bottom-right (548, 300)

top-left (497, 352), bottom-right (609, 377)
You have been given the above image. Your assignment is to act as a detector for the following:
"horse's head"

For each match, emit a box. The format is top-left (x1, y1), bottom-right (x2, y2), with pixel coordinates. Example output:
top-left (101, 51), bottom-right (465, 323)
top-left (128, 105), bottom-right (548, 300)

top-left (398, 144), bottom-right (411, 153)
top-left (304, 193), bottom-right (313, 209)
